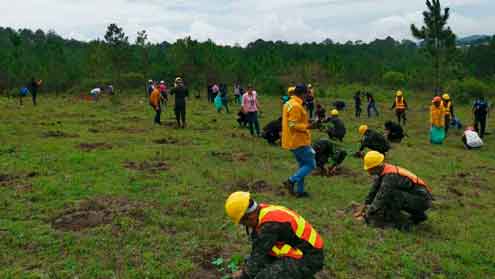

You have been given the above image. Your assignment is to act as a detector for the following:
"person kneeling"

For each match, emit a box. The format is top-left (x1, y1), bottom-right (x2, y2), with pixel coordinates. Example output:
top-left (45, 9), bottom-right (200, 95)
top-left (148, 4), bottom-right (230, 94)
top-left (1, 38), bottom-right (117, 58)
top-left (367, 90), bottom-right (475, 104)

top-left (384, 121), bottom-right (404, 143)
top-left (355, 151), bottom-right (433, 231)
top-left (262, 117), bottom-right (282, 145)
top-left (312, 139), bottom-right (347, 175)
top-left (462, 126), bottom-right (483, 149)
top-left (225, 192), bottom-right (325, 279)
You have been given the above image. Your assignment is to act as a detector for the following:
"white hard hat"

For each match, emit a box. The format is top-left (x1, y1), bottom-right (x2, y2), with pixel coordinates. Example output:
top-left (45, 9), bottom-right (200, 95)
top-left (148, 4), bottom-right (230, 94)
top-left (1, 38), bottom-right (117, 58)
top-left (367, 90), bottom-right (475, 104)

top-left (160, 80), bottom-right (164, 84)
top-left (148, 80), bottom-right (153, 83)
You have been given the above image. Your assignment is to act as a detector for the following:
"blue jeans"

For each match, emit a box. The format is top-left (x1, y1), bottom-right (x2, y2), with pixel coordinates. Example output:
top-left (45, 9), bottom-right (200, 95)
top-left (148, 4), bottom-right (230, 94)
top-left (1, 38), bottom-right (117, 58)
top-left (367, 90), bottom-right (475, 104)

top-left (290, 146), bottom-right (316, 193)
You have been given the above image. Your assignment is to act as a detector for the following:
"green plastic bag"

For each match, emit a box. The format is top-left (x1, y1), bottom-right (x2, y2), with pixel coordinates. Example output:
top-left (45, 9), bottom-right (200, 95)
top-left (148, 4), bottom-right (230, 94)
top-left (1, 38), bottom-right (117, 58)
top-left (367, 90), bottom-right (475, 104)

top-left (214, 95), bottom-right (223, 111)
top-left (430, 126), bottom-right (445, 144)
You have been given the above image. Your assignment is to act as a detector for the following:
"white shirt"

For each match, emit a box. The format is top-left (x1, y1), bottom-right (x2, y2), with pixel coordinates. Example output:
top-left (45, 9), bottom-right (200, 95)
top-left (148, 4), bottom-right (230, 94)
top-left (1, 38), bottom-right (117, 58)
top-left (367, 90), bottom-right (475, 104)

top-left (90, 88), bottom-right (101, 95)
top-left (464, 130), bottom-right (483, 148)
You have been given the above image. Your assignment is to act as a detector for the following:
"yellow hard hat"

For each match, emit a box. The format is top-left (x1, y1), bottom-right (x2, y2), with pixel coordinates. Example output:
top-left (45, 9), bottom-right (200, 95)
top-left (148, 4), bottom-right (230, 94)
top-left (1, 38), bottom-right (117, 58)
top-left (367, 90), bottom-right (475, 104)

top-left (288, 86), bottom-right (296, 95)
top-left (358, 125), bottom-right (368, 136)
top-left (331, 109), bottom-right (339, 116)
top-left (225, 191), bottom-right (250, 224)
top-left (442, 93), bottom-right (450, 100)
top-left (396, 90), bottom-right (403, 97)
top-left (363, 151), bottom-right (385, 171)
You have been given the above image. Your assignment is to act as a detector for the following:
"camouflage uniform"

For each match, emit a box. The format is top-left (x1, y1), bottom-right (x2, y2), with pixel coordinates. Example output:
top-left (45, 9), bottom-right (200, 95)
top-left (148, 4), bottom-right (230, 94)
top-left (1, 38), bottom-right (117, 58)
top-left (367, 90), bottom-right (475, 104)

top-left (359, 129), bottom-right (390, 154)
top-left (365, 173), bottom-right (432, 228)
top-left (240, 223), bottom-right (324, 279)
top-left (325, 116), bottom-right (346, 142)
top-left (312, 139), bottom-right (347, 171)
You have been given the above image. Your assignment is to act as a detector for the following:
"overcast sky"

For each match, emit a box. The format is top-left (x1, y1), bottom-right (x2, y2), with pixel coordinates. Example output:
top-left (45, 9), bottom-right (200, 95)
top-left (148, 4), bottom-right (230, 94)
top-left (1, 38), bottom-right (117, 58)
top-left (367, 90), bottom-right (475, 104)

top-left (1, 0), bottom-right (493, 45)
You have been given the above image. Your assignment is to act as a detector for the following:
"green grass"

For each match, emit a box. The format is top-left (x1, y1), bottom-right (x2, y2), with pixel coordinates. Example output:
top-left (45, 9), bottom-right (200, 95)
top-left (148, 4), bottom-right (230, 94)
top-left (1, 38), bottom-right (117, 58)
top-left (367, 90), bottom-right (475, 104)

top-left (0, 91), bottom-right (494, 279)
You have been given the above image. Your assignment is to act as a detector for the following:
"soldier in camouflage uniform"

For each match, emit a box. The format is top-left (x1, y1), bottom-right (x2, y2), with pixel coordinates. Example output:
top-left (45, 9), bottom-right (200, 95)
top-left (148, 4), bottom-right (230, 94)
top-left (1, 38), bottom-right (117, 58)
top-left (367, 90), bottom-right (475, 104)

top-left (358, 125), bottom-right (391, 155)
top-left (356, 151), bottom-right (433, 230)
top-left (225, 192), bottom-right (324, 279)
top-left (312, 139), bottom-right (347, 174)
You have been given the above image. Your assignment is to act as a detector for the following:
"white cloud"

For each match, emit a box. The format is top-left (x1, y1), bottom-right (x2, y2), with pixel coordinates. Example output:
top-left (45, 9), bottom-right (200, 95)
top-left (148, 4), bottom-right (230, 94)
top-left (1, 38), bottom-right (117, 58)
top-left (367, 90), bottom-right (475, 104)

top-left (0, 0), bottom-right (493, 45)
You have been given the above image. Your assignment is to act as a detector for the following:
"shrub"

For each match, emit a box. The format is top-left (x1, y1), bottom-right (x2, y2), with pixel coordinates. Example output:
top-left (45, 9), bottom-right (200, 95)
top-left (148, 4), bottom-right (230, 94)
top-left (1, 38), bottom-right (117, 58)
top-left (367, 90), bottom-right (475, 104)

top-left (446, 78), bottom-right (489, 104)
top-left (383, 71), bottom-right (406, 89)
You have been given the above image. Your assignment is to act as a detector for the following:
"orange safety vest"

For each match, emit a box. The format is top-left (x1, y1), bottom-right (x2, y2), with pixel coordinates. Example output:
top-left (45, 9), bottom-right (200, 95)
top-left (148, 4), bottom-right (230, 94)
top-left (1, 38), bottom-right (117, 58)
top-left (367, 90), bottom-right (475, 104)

top-left (442, 101), bottom-right (452, 116)
top-left (395, 97), bottom-right (406, 110)
top-left (381, 164), bottom-right (432, 193)
top-left (256, 204), bottom-right (324, 260)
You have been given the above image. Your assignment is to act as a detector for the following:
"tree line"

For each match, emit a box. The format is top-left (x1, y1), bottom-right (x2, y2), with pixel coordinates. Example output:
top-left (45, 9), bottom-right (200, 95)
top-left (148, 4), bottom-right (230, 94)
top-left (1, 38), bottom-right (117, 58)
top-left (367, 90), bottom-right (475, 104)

top-left (0, 24), bottom-right (493, 100)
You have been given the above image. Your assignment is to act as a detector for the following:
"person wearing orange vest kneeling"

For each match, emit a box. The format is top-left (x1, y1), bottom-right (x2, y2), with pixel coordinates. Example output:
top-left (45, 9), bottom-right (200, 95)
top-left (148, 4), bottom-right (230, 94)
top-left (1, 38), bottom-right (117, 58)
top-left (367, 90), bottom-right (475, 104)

top-left (354, 151), bottom-right (433, 231)
top-left (225, 191), bottom-right (324, 279)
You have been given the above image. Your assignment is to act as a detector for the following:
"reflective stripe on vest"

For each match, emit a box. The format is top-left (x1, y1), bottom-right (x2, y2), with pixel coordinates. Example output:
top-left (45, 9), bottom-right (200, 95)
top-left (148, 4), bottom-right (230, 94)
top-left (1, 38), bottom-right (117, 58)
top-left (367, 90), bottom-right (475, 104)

top-left (381, 164), bottom-right (432, 193)
top-left (257, 204), bottom-right (324, 259)
top-left (395, 97), bottom-right (406, 110)
top-left (442, 101), bottom-right (452, 116)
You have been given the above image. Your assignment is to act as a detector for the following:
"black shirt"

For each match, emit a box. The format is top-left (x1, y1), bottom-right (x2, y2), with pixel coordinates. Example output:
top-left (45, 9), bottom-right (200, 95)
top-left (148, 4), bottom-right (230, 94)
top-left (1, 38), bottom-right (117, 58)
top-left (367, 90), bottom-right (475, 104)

top-left (169, 86), bottom-right (189, 108)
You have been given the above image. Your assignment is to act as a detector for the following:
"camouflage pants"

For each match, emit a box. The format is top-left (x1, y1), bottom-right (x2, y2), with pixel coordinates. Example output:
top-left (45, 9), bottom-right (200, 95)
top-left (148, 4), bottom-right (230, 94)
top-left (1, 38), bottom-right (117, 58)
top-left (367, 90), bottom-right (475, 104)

top-left (253, 252), bottom-right (324, 279)
top-left (367, 189), bottom-right (432, 227)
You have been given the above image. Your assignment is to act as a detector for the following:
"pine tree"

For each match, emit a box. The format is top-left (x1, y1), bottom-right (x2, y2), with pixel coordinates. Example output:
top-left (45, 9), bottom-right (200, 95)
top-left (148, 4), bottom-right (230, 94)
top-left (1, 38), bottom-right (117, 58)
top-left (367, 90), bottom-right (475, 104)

top-left (411, 0), bottom-right (456, 95)
top-left (104, 23), bottom-right (129, 93)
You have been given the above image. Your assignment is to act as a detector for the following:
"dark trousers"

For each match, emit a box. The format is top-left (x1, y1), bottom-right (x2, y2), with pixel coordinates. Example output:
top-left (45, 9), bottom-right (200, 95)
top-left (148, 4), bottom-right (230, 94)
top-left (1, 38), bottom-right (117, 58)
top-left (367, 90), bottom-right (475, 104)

top-left (306, 103), bottom-right (314, 119)
top-left (175, 106), bottom-right (186, 127)
top-left (355, 106), bottom-right (362, 118)
top-left (367, 102), bottom-right (378, 117)
top-left (32, 91), bottom-right (37, 106)
top-left (247, 111), bottom-right (260, 136)
top-left (222, 100), bottom-right (230, 113)
top-left (444, 116), bottom-right (451, 134)
top-left (154, 108), bottom-right (161, 124)
top-left (396, 110), bottom-right (406, 125)
top-left (475, 115), bottom-right (487, 138)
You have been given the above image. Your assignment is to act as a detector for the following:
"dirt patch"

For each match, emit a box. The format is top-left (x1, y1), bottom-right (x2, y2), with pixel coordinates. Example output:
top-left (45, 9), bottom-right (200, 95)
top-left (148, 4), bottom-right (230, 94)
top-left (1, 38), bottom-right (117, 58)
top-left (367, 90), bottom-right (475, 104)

top-left (227, 180), bottom-right (286, 196)
top-left (88, 128), bottom-right (100, 133)
top-left (188, 248), bottom-right (224, 279)
top-left (51, 197), bottom-right (146, 231)
top-left (122, 116), bottom-right (144, 121)
top-left (78, 143), bottom-right (113, 151)
top-left (447, 186), bottom-right (463, 197)
top-left (123, 160), bottom-right (169, 173)
top-left (162, 121), bottom-right (177, 127)
top-left (42, 131), bottom-right (79, 138)
top-left (153, 137), bottom-right (179, 145)
top-left (0, 172), bottom-right (38, 187)
top-left (115, 127), bottom-right (147, 134)
top-left (313, 166), bottom-right (360, 178)
top-left (211, 151), bottom-right (250, 162)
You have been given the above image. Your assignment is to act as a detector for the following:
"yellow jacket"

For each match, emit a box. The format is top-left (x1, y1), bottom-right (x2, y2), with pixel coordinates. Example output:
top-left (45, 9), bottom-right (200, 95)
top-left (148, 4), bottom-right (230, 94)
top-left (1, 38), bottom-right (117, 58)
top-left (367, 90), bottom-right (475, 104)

top-left (282, 96), bottom-right (311, 150)
top-left (430, 105), bottom-right (445, 127)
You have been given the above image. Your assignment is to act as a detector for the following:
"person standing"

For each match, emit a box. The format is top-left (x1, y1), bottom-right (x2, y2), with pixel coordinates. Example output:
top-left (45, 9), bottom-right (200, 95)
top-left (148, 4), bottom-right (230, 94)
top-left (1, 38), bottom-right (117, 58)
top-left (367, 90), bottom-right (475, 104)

top-left (234, 83), bottom-right (241, 105)
top-left (282, 84), bottom-right (316, 198)
top-left (391, 90), bottom-right (408, 125)
top-left (211, 83), bottom-right (220, 104)
top-left (242, 85), bottom-right (261, 136)
top-left (441, 93), bottom-right (454, 135)
top-left (305, 84), bottom-right (315, 119)
top-left (159, 81), bottom-right (168, 106)
top-left (366, 92), bottom-right (379, 117)
top-left (169, 77), bottom-right (189, 128)
top-left (430, 96), bottom-right (445, 144)
top-left (220, 83), bottom-right (230, 113)
top-left (29, 77), bottom-right (42, 106)
top-left (354, 91), bottom-right (362, 118)
top-left (473, 95), bottom-right (489, 138)
top-left (147, 80), bottom-right (154, 96)
top-left (149, 86), bottom-right (161, 125)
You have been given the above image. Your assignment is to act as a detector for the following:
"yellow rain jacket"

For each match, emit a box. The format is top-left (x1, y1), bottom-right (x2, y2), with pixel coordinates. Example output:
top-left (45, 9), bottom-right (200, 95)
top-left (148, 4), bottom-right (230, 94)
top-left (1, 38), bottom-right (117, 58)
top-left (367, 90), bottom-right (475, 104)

top-left (430, 105), bottom-right (445, 127)
top-left (282, 96), bottom-right (311, 149)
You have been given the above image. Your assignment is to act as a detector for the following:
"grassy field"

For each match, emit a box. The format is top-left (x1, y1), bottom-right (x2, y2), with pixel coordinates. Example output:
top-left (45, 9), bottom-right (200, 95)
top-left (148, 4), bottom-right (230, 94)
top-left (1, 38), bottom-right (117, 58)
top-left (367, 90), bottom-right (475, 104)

top-left (0, 91), bottom-right (494, 279)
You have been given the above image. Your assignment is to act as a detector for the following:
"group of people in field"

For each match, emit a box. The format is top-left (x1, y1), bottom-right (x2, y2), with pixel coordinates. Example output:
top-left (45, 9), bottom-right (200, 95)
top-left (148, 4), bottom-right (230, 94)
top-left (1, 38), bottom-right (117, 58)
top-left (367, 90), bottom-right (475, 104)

top-left (222, 84), bottom-right (490, 279)
top-left (148, 78), bottom-right (189, 128)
